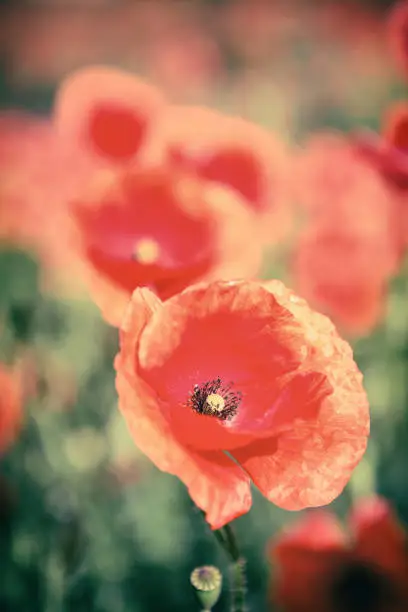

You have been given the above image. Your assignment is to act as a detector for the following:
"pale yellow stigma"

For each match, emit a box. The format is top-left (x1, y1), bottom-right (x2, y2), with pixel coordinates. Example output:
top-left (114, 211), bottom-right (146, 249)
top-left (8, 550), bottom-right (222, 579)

top-left (133, 238), bottom-right (160, 264)
top-left (206, 393), bottom-right (225, 413)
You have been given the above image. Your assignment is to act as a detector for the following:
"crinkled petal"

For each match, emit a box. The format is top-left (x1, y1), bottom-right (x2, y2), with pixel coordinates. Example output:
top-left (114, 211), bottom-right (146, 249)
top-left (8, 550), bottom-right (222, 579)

top-left (115, 287), bottom-right (252, 529)
top-left (232, 280), bottom-right (369, 510)
top-left (137, 281), bottom-right (310, 451)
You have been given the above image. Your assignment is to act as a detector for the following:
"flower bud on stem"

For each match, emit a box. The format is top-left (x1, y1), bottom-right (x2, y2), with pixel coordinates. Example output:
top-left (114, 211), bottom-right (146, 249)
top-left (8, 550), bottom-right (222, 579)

top-left (190, 565), bottom-right (223, 611)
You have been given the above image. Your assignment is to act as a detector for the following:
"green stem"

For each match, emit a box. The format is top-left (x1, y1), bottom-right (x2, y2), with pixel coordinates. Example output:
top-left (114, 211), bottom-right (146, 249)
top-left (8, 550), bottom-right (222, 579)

top-left (213, 524), bottom-right (247, 612)
top-left (228, 558), bottom-right (246, 612)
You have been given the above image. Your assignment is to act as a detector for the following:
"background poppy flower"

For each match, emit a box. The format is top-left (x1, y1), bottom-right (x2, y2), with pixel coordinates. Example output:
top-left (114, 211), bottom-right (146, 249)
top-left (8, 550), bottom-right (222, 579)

top-left (270, 496), bottom-right (408, 612)
top-left (353, 104), bottom-right (408, 250)
top-left (353, 104), bottom-right (408, 195)
top-left (0, 111), bottom-right (93, 292)
top-left (388, 0), bottom-right (408, 80)
top-left (53, 65), bottom-right (166, 166)
top-left (152, 105), bottom-right (290, 245)
top-left (0, 363), bottom-right (23, 455)
top-left (292, 224), bottom-right (395, 336)
top-left (114, 279), bottom-right (369, 529)
top-left (72, 166), bottom-right (262, 326)
top-left (292, 133), bottom-right (399, 335)
top-left (293, 132), bottom-right (396, 224)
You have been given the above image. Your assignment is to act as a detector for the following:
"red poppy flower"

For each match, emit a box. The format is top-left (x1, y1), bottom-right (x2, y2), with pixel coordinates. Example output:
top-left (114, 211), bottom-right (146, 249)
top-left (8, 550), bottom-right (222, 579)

top-left (0, 364), bottom-right (22, 454)
top-left (353, 103), bottom-right (408, 191)
top-left (114, 279), bottom-right (369, 529)
top-left (153, 105), bottom-right (290, 245)
top-left (292, 133), bottom-right (399, 335)
top-left (72, 166), bottom-right (262, 326)
top-left (353, 104), bottom-right (408, 250)
top-left (270, 496), bottom-right (408, 612)
top-left (0, 111), bottom-right (93, 292)
top-left (292, 223), bottom-right (396, 336)
top-left (293, 132), bottom-right (396, 222)
top-left (53, 66), bottom-right (165, 165)
top-left (0, 112), bottom-right (52, 246)
top-left (388, 0), bottom-right (408, 80)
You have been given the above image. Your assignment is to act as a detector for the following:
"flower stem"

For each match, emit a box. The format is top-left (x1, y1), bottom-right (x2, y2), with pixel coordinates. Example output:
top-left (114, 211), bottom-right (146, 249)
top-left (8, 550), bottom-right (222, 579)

top-left (228, 557), bottom-right (247, 612)
top-left (214, 524), bottom-right (247, 612)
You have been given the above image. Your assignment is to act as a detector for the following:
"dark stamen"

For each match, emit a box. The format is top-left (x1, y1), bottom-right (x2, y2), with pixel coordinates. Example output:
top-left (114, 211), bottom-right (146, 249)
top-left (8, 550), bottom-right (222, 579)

top-left (186, 377), bottom-right (242, 421)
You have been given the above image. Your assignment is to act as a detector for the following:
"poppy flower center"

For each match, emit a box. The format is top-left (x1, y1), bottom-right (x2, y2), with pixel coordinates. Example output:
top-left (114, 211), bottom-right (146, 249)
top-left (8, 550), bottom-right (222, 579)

top-left (187, 377), bottom-right (242, 421)
top-left (331, 561), bottom-right (397, 612)
top-left (132, 238), bottom-right (160, 265)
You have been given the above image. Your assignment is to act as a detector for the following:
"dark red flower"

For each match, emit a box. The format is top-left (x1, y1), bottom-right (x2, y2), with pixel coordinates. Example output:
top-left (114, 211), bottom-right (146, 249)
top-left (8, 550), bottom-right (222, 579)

top-left (154, 105), bottom-right (291, 244)
top-left (72, 167), bottom-right (262, 326)
top-left (114, 279), bottom-right (369, 529)
top-left (270, 497), bottom-right (408, 612)
top-left (292, 133), bottom-right (399, 335)
top-left (0, 363), bottom-right (22, 454)
top-left (53, 66), bottom-right (165, 165)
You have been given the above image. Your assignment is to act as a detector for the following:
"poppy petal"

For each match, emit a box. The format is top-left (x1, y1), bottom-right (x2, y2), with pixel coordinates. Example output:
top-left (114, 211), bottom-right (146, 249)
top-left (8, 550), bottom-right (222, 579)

top-left (270, 512), bottom-right (348, 610)
top-left (136, 281), bottom-right (309, 451)
top-left (232, 280), bottom-right (369, 510)
top-left (350, 497), bottom-right (408, 581)
top-left (388, 0), bottom-right (408, 79)
top-left (54, 66), bottom-right (165, 164)
top-left (115, 287), bottom-right (252, 529)
top-left (0, 364), bottom-right (23, 454)
top-left (156, 105), bottom-right (290, 244)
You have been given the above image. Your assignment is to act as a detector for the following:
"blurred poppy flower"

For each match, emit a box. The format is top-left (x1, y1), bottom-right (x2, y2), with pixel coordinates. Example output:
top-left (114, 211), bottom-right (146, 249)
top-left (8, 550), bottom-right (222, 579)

top-left (0, 113), bottom-right (54, 246)
top-left (292, 133), bottom-right (399, 335)
top-left (353, 104), bottom-right (408, 249)
top-left (0, 363), bottom-right (22, 454)
top-left (53, 66), bottom-right (166, 166)
top-left (72, 166), bottom-right (262, 326)
top-left (388, 0), bottom-right (408, 80)
top-left (114, 279), bottom-right (369, 529)
top-left (154, 105), bottom-right (290, 244)
top-left (0, 111), bottom-right (93, 292)
top-left (293, 132), bottom-right (396, 223)
top-left (270, 496), bottom-right (408, 612)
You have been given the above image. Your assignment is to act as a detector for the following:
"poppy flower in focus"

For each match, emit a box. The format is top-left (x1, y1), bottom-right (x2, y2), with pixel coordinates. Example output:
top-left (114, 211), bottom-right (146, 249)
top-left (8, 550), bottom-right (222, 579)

top-left (72, 167), bottom-right (262, 326)
top-left (0, 364), bottom-right (22, 454)
top-left (388, 0), bottom-right (408, 80)
top-left (270, 496), bottom-right (408, 612)
top-left (114, 279), bottom-right (369, 529)
top-left (53, 66), bottom-right (166, 166)
top-left (153, 105), bottom-right (290, 244)
top-left (292, 133), bottom-right (399, 335)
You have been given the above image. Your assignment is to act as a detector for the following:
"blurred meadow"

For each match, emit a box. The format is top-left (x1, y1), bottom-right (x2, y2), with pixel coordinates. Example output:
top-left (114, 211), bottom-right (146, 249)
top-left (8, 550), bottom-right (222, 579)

top-left (0, 1), bottom-right (407, 611)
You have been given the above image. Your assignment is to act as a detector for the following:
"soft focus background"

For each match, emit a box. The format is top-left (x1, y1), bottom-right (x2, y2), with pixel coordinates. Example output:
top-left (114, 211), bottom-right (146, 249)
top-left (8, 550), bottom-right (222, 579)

top-left (0, 1), bottom-right (407, 611)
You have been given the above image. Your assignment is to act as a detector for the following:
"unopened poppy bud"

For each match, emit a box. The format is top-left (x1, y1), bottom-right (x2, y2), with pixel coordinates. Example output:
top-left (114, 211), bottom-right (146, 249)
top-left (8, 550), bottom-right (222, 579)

top-left (190, 565), bottom-right (222, 610)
